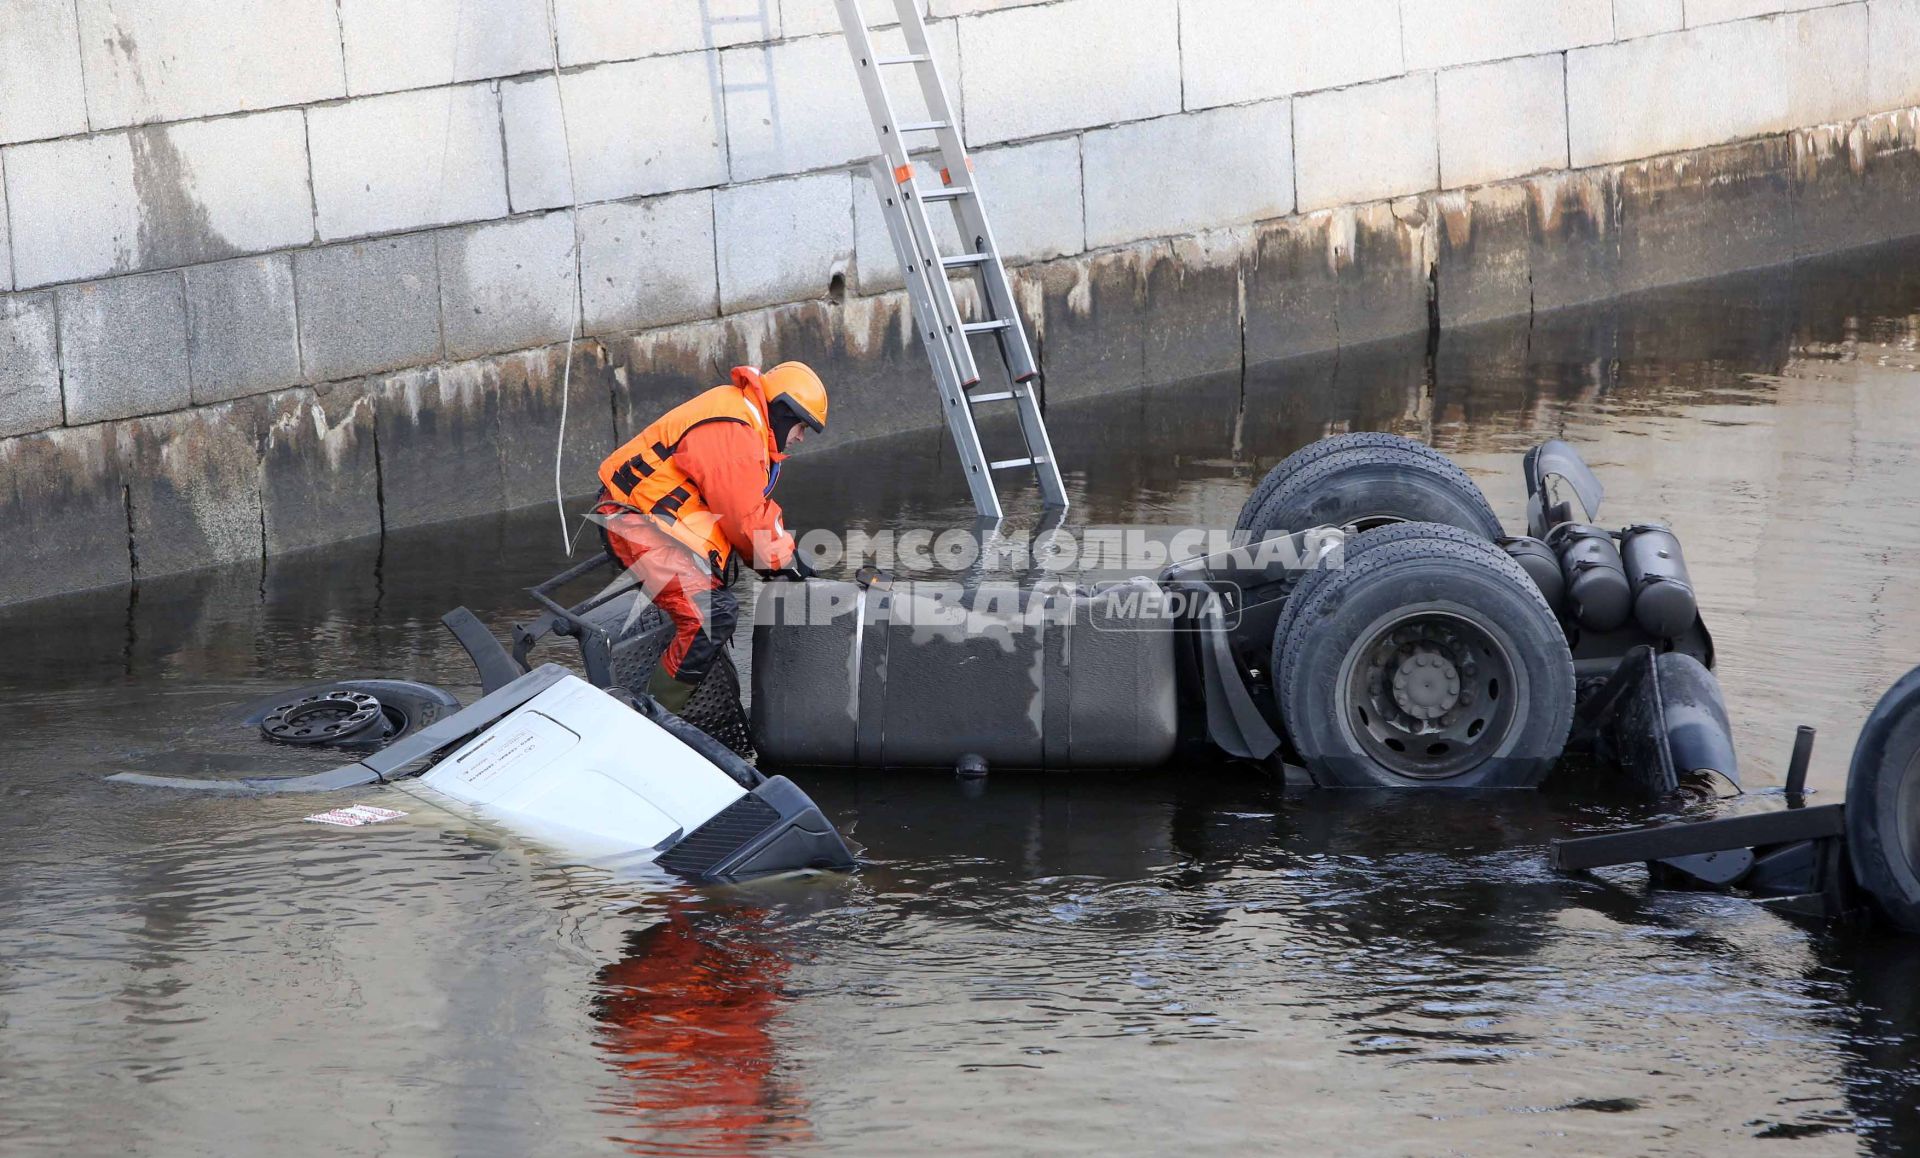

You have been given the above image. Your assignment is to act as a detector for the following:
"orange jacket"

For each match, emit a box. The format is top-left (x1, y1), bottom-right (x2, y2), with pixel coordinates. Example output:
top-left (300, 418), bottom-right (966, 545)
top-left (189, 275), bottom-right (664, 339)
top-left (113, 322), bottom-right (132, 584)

top-left (598, 368), bottom-right (796, 573)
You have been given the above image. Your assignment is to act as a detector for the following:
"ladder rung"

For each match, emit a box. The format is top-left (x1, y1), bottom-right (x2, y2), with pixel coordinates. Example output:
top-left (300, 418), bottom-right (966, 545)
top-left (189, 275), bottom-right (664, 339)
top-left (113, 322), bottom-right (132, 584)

top-left (942, 253), bottom-right (991, 269)
top-left (969, 391), bottom-right (1017, 403)
top-left (876, 54), bottom-right (930, 65)
top-left (991, 457), bottom-right (1045, 471)
top-left (963, 320), bottom-right (1011, 335)
top-left (897, 120), bottom-right (951, 133)
top-left (922, 186), bottom-right (973, 201)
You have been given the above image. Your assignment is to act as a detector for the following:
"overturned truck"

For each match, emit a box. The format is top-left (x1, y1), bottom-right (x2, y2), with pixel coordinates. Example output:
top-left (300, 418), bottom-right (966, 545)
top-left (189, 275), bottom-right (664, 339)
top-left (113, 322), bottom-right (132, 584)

top-left (754, 433), bottom-right (1732, 795)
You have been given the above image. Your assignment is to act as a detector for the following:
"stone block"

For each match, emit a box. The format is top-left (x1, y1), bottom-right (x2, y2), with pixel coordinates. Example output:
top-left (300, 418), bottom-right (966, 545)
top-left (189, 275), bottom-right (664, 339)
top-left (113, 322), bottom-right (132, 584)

top-left (308, 84), bottom-right (508, 241)
top-left (1402, 0), bottom-right (1613, 69)
top-left (1179, 0), bottom-right (1404, 110)
top-left (1243, 215), bottom-right (1340, 364)
top-left (1567, 19), bottom-right (1777, 166)
top-left (500, 77), bottom-right (570, 213)
top-left (1792, 110), bottom-right (1920, 256)
top-left (294, 235), bottom-right (443, 381)
top-left (0, 293), bottom-right (61, 436)
top-left (116, 400), bottom-right (266, 578)
top-left (1083, 103), bottom-right (1294, 249)
top-left (714, 172), bottom-right (855, 313)
top-left (1616, 137), bottom-right (1795, 293)
top-left (258, 388), bottom-right (382, 555)
top-left (1614, 0), bottom-right (1685, 38)
top-left (0, 158), bottom-right (9, 291)
top-left (1788, 4), bottom-right (1872, 126)
top-left (1028, 246), bottom-right (1154, 403)
top-left (1437, 54), bottom-right (1569, 189)
top-left (0, 1), bottom-right (88, 145)
top-left (338, 0), bottom-right (552, 95)
top-left (853, 135), bottom-right (1084, 294)
top-left (1141, 230), bottom-right (1250, 385)
top-left (57, 272), bottom-right (191, 425)
top-left (959, 0), bottom-right (1180, 145)
top-left (1294, 74), bottom-right (1439, 212)
top-left (1685, 0), bottom-right (1846, 26)
top-left (1871, 0), bottom-right (1920, 112)
top-left (0, 425), bottom-right (130, 603)
top-left (501, 57), bottom-right (727, 209)
top-left (438, 210), bottom-right (578, 360)
top-left (554, 0), bottom-right (777, 65)
top-left (75, 0), bottom-right (345, 127)
top-left (184, 255), bottom-right (302, 405)
top-left (493, 343), bottom-right (618, 509)
top-left (1432, 184), bottom-right (1533, 326)
top-left (783, 0), bottom-right (928, 38)
top-left (1333, 201), bottom-right (1435, 348)
top-left (1568, 23), bottom-right (1754, 166)
top-left (5, 111), bottom-right (315, 288)
top-left (1570, 9), bottom-right (1866, 168)
top-left (1525, 168), bottom-right (1621, 313)
top-left (365, 362), bottom-right (507, 530)
top-left (580, 190), bottom-right (719, 334)
top-left (722, 25), bottom-right (959, 182)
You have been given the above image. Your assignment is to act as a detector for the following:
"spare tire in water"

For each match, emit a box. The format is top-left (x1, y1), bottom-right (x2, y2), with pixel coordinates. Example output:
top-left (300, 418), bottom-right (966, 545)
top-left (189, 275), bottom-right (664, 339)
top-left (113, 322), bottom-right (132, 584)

top-left (1276, 525), bottom-right (1576, 788)
top-left (1241, 440), bottom-right (1504, 545)
top-left (1846, 666), bottom-right (1920, 934)
top-left (244, 679), bottom-right (461, 751)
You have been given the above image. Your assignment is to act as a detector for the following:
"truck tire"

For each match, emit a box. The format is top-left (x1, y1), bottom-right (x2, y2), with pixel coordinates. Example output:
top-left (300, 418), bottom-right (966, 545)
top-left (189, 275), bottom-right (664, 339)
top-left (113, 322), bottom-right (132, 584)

top-left (1846, 666), bottom-right (1920, 934)
top-left (1274, 521), bottom-right (1497, 668)
top-left (1276, 528), bottom-right (1575, 788)
top-left (1241, 442), bottom-right (1504, 546)
top-left (1238, 433), bottom-right (1495, 537)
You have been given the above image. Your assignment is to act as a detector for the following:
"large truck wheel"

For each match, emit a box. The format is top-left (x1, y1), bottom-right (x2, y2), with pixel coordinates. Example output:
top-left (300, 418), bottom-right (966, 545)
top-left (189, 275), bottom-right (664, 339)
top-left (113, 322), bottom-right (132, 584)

top-left (1239, 438), bottom-right (1504, 544)
top-left (1274, 521), bottom-right (1495, 657)
top-left (1238, 432), bottom-right (1440, 532)
top-left (1276, 528), bottom-right (1575, 788)
top-left (1846, 667), bottom-right (1920, 934)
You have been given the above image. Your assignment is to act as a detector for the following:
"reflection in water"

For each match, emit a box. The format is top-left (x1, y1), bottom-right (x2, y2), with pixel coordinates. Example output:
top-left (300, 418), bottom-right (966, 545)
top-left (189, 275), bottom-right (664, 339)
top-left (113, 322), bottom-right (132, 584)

top-left (4, 236), bottom-right (1920, 1154)
top-left (594, 903), bottom-right (809, 1155)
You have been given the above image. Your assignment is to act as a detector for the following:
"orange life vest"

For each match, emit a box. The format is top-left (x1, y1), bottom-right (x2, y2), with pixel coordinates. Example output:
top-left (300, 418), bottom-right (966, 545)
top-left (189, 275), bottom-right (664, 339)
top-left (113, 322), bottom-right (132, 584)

top-left (598, 369), bottom-right (780, 573)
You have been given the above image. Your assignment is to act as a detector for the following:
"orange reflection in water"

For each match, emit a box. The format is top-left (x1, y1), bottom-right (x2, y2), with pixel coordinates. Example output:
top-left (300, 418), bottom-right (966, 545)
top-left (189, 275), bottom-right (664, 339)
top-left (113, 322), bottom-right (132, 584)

top-left (593, 903), bottom-right (812, 1155)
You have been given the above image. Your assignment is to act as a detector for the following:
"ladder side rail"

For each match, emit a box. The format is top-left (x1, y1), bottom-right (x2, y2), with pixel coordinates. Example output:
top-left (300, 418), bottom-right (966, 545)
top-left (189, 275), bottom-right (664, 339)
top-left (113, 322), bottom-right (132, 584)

top-left (834, 0), bottom-right (981, 384)
top-left (887, 0), bottom-right (1039, 385)
top-left (863, 162), bottom-right (1003, 519)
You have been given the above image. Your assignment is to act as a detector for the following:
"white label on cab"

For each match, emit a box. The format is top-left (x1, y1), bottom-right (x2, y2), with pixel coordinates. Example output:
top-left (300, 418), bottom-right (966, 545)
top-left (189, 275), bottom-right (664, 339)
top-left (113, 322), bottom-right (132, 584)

top-left (428, 711), bottom-right (580, 804)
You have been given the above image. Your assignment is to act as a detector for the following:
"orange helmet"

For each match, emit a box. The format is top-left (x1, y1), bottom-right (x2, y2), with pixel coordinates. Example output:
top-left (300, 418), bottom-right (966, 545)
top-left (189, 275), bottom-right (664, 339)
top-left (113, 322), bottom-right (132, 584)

top-left (761, 362), bottom-right (829, 433)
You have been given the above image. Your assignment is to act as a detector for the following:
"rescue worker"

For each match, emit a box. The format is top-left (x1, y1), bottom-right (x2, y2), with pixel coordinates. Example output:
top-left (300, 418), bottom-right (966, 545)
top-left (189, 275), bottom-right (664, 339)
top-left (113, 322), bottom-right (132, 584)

top-left (593, 363), bottom-right (827, 715)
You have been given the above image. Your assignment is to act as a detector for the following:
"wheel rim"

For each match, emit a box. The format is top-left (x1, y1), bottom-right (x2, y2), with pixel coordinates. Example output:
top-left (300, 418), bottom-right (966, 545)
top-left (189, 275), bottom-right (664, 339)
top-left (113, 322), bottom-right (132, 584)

top-left (260, 691), bottom-right (383, 746)
top-left (1336, 605), bottom-right (1522, 781)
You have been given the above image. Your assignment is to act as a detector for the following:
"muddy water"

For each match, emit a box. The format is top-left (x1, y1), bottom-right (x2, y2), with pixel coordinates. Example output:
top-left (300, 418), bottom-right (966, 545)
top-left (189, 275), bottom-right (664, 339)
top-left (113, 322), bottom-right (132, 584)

top-left (5, 239), bottom-right (1920, 1155)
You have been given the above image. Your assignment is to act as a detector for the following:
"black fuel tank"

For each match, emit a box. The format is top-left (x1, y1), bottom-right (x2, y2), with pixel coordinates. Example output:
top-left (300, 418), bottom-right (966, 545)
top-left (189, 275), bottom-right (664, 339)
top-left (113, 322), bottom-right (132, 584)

top-left (751, 579), bottom-right (1179, 770)
top-left (1620, 523), bottom-right (1697, 638)
top-left (1548, 523), bottom-right (1632, 632)
top-left (1500, 536), bottom-right (1567, 617)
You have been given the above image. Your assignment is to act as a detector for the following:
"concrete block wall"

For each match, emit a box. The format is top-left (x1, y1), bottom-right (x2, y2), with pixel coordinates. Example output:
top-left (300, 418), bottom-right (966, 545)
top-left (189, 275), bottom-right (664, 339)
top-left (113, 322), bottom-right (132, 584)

top-left (2, 0), bottom-right (1920, 603)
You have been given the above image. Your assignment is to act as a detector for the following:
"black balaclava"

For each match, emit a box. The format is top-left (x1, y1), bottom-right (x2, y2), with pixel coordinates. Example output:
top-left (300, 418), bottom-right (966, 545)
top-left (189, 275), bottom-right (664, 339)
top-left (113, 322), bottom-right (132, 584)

top-left (768, 398), bottom-right (806, 452)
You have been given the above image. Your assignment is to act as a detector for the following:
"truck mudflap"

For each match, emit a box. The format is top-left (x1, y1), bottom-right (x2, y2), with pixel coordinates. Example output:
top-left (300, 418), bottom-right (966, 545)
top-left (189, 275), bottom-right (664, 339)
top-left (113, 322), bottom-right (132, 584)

top-left (1570, 646), bottom-right (1741, 795)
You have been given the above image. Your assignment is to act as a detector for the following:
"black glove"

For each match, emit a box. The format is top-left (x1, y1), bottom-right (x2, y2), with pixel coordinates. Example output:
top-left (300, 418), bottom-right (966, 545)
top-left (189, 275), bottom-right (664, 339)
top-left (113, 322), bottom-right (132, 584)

top-left (855, 565), bottom-right (893, 591)
top-left (754, 552), bottom-right (815, 582)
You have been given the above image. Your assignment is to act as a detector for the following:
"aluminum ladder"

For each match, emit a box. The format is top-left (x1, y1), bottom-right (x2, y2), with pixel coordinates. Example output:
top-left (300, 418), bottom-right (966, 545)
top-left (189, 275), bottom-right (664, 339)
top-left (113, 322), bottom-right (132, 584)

top-left (833, 0), bottom-right (1068, 520)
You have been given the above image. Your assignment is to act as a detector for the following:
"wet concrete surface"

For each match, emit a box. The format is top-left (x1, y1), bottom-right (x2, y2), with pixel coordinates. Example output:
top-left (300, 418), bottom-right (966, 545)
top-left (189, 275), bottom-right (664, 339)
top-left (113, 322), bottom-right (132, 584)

top-left (4, 238), bottom-right (1920, 1154)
